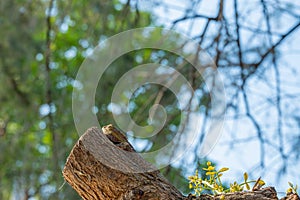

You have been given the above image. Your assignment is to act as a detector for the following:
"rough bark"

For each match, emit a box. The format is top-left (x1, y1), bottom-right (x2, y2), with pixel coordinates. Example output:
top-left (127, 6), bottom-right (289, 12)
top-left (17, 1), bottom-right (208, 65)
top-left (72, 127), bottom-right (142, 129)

top-left (62, 127), bottom-right (299, 200)
top-left (187, 188), bottom-right (300, 200)
top-left (62, 127), bottom-right (183, 200)
top-left (190, 187), bottom-right (277, 199)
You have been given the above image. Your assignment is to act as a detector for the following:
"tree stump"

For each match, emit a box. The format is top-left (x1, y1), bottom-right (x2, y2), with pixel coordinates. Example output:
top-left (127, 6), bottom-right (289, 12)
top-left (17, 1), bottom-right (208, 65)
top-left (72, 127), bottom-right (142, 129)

top-left (62, 127), bottom-right (183, 199)
top-left (62, 127), bottom-right (299, 200)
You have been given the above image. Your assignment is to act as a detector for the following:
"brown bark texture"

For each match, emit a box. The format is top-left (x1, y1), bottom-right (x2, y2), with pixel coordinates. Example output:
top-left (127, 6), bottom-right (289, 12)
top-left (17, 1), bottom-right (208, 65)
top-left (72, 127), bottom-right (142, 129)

top-left (62, 127), bottom-right (299, 200)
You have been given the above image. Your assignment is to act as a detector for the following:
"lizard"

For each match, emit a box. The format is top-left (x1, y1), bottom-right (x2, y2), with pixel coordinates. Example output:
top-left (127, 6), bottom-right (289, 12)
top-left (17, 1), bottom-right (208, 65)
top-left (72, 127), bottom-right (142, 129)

top-left (102, 124), bottom-right (136, 152)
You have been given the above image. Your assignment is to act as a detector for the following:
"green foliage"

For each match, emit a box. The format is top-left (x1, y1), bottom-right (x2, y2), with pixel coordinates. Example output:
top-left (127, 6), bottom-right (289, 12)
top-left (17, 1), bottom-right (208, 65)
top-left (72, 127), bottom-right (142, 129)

top-left (188, 161), bottom-right (265, 196)
top-left (0, 0), bottom-right (153, 199)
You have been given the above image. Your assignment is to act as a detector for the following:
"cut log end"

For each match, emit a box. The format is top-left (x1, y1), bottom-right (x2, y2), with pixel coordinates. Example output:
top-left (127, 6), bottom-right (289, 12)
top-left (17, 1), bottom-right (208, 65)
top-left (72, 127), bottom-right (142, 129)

top-left (62, 127), bottom-right (183, 199)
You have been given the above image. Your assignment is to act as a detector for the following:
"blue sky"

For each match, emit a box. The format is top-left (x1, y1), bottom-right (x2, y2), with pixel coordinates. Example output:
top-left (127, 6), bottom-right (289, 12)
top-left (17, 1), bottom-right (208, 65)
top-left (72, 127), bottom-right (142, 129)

top-left (139, 0), bottom-right (300, 195)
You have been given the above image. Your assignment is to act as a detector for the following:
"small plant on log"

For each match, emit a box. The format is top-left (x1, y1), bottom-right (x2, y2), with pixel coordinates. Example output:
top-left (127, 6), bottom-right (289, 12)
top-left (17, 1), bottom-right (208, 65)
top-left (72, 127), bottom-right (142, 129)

top-left (188, 161), bottom-right (265, 197)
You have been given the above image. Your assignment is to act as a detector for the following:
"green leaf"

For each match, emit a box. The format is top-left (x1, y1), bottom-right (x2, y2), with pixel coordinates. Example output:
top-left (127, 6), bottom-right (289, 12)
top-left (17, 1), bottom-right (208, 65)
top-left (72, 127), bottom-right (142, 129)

top-left (246, 183), bottom-right (250, 190)
top-left (218, 167), bottom-right (229, 173)
top-left (243, 172), bottom-right (248, 182)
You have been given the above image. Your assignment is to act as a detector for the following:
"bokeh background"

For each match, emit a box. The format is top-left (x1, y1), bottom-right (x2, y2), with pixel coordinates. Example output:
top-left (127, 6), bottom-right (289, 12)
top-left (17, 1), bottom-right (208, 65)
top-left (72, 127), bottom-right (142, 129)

top-left (0, 0), bottom-right (300, 199)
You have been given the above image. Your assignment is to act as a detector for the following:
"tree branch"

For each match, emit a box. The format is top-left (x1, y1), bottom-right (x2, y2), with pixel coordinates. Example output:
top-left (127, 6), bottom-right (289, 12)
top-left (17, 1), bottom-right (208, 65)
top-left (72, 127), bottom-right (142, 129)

top-left (62, 127), bottom-right (184, 200)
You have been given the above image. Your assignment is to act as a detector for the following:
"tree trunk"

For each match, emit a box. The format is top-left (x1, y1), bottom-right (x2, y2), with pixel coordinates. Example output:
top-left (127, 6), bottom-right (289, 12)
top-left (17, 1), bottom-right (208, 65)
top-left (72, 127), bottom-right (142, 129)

top-left (62, 127), bottom-right (299, 200)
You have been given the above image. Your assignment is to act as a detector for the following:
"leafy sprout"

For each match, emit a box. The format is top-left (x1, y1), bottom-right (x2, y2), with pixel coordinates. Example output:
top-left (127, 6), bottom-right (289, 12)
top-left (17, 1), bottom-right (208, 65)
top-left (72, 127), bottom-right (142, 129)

top-left (188, 161), bottom-right (265, 196)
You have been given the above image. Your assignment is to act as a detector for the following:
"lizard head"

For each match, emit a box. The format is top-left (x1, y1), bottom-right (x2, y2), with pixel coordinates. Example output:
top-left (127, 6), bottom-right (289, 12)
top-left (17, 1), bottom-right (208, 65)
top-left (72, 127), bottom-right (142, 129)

top-left (102, 124), bottom-right (114, 134)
